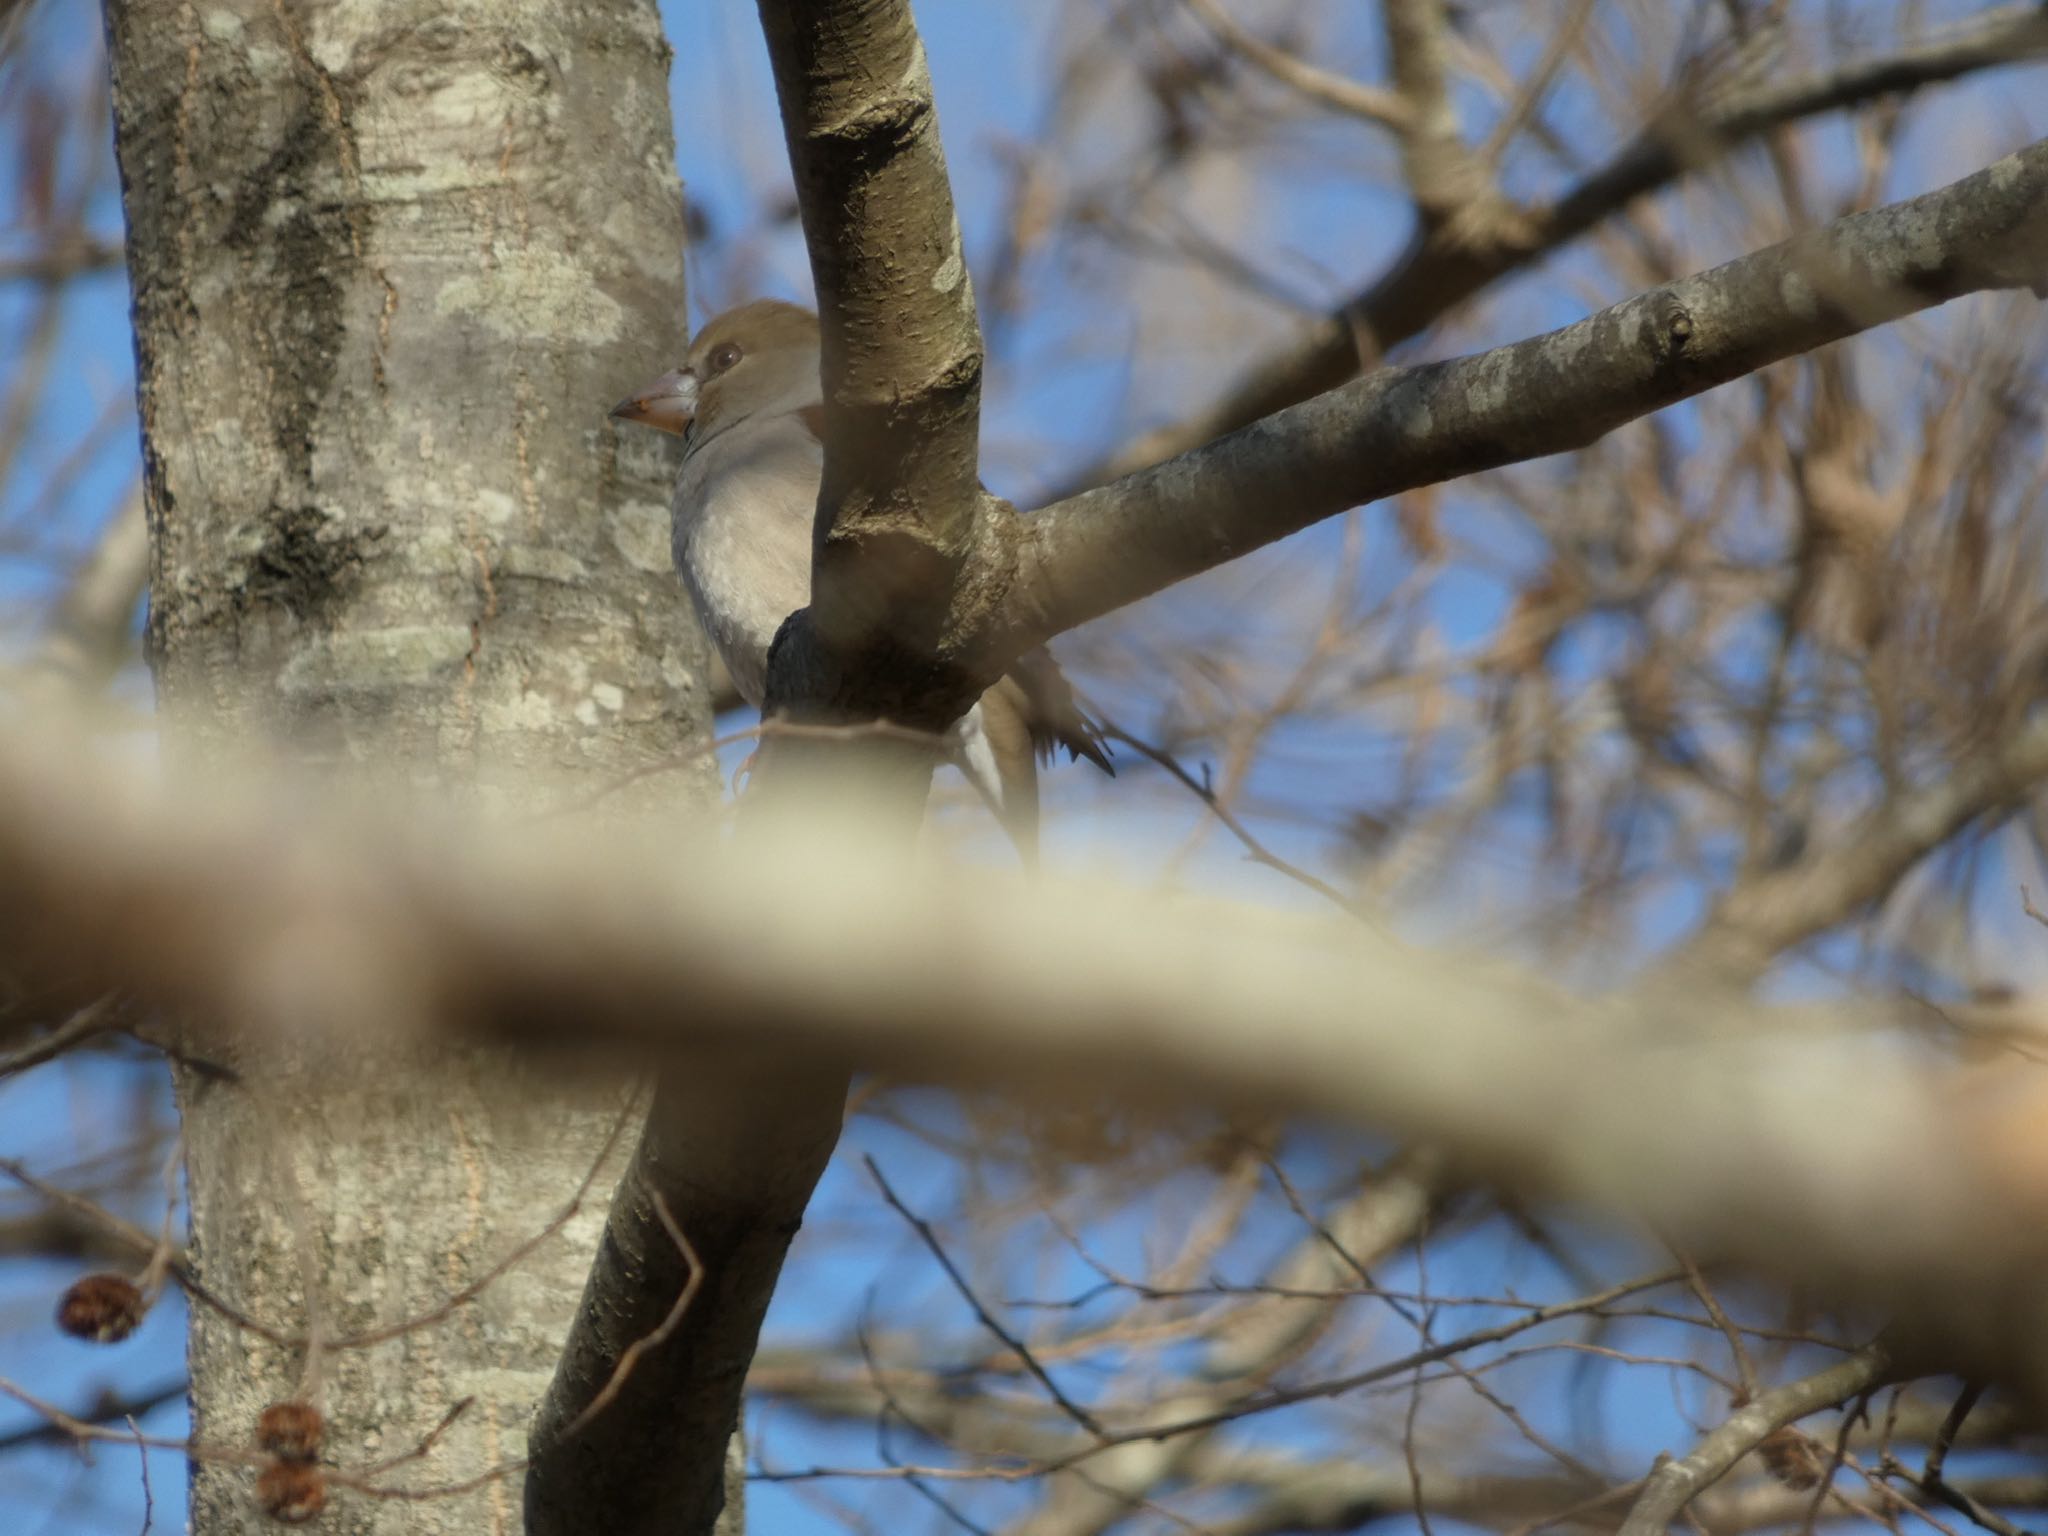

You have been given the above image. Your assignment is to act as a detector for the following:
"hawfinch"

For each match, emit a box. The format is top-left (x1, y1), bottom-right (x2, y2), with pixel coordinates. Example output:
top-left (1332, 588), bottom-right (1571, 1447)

top-left (611, 299), bottom-right (1112, 858)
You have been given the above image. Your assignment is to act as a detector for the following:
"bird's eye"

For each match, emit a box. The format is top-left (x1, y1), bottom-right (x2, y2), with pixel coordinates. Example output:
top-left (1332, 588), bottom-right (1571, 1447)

top-left (710, 342), bottom-right (743, 373)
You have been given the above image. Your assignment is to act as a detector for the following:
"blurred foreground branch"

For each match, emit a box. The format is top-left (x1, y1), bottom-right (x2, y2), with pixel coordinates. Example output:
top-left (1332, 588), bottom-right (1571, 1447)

top-left (3, 723), bottom-right (2048, 1397)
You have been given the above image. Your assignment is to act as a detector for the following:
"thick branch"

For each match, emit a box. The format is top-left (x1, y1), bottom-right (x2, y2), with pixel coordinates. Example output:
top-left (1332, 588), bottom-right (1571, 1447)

top-left (525, 1071), bottom-right (842, 1536)
top-left (1062, 5), bottom-right (2048, 494)
top-left (1006, 139), bottom-right (2048, 650)
top-left (541, 12), bottom-right (992, 1528)
top-left (756, 0), bottom-right (985, 656)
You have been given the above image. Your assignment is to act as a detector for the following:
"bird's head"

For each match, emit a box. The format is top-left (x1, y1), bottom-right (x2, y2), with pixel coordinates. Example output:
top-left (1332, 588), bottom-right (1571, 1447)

top-left (609, 299), bottom-right (822, 445)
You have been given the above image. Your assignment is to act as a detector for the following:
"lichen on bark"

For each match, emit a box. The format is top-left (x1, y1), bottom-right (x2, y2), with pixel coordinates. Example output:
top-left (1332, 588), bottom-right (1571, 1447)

top-left (104, 1), bottom-right (712, 1530)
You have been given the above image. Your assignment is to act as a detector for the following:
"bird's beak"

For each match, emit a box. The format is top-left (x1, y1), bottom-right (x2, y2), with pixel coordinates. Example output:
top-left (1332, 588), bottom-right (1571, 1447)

top-left (609, 368), bottom-right (699, 436)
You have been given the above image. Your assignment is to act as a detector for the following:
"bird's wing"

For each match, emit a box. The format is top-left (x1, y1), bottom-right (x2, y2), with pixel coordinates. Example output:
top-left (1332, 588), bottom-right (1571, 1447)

top-left (997, 648), bottom-right (1115, 776)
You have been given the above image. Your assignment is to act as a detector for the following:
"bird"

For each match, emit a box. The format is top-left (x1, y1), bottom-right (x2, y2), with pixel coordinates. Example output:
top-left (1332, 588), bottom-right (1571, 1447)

top-left (610, 298), bottom-right (1112, 860)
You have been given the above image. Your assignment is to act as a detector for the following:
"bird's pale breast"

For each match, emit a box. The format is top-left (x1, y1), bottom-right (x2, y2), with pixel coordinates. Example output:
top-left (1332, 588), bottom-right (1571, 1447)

top-left (670, 414), bottom-right (821, 709)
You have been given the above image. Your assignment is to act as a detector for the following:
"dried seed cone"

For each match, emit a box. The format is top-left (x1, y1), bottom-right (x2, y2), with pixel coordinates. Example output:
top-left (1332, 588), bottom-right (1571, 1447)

top-left (255, 1462), bottom-right (328, 1524)
top-left (256, 1400), bottom-right (325, 1463)
top-left (54, 1273), bottom-right (146, 1343)
top-left (1759, 1425), bottom-right (1823, 1490)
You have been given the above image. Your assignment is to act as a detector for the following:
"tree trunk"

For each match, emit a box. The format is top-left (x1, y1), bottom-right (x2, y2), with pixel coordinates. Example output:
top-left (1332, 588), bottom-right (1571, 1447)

top-left (103, 1), bottom-right (708, 1530)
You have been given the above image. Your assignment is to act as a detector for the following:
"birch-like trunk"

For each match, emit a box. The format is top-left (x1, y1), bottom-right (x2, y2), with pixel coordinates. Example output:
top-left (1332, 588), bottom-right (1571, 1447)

top-left (103, 2), bottom-right (708, 1530)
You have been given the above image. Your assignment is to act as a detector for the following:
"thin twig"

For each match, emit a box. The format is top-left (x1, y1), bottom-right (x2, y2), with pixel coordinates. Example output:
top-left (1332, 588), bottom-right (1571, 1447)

top-left (354, 1396), bottom-right (476, 1479)
top-left (1926, 1383), bottom-right (1983, 1488)
top-left (1020, 1269), bottom-right (1686, 1470)
top-left (1797, 1386), bottom-right (1873, 1536)
top-left (0, 1378), bottom-right (186, 1455)
top-left (1477, 0), bottom-right (1597, 164)
top-left (1179, 0), bottom-right (1409, 128)
top-left (0, 1157), bottom-right (293, 1346)
top-left (0, 1375), bottom-right (262, 1465)
top-left (130, 1414), bottom-right (153, 1535)
top-left (0, 995), bottom-right (120, 1078)
top-left (553, 1189), bottom-right (703, 1441)
top-left (865, 1154), bottom-right (1106, 1440)
top-left (136, 1131), bottom-right (185, 1301)
top-left (859, 1321), bottom-right (996, 1536)
top-left (2021, 885), bottom-right (2048, 931)
top-left (1103, 723), bottom-right (1366, 917)
top-left (1674, 1246), bottom-right (1761, 1401)
top-left (1915, 1385), bottom-right (2037, 1536)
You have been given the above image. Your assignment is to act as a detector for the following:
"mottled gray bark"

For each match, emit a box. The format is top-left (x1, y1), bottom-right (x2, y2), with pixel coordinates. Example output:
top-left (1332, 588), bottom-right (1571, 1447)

top-left (104, 1), bottom-right (710, 1530)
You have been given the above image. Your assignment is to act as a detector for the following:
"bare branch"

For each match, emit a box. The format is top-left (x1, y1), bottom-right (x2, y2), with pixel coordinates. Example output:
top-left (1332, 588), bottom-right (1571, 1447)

top-left (1007, 141), bottom-right (2048, 650)
top-left (1180, 0), bottom-right (1409, 130)
top-left (755, 0), bottom-right (985, 654)
top-left (552, 1192), bottom-right (704, 1442)
top-left (1617, 1347), bottom-right (1892, 1536)
top-left (1382, 0), bottom-right (1501, 230)
top-left (0, 235), bottom-right (125, 285)
top-left (1476, 0), bottom-right (1598, 165)
top-left (524, 1068), bottom-right (844, 1535)
top-left (867, 1156), bottom-right (1105, 1439)
top-left (1062, 5), bottom-right (2048, 494)
top-left (536, 15), bottom-right (997, 1528)
top-left (0, 1377), bottom-right (186, 1455)
top-left (1678, 712), bottom-right (2048, 978)
top-left (0, 994), bottom-right (119, 1079)
top-left (1100, 723), bottom-right (1365, 916)
top-left (21, 492), bottom-right (145, 697)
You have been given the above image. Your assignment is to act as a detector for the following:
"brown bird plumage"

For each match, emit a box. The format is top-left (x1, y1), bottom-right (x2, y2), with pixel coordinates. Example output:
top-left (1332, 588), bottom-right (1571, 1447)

top-left (611, 300), bottom-right (1111, 858)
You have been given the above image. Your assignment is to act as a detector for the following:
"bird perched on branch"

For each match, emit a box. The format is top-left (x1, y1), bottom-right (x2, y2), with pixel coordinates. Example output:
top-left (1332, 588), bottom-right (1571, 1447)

top-left (611, 299), bottom-right (1111, 859)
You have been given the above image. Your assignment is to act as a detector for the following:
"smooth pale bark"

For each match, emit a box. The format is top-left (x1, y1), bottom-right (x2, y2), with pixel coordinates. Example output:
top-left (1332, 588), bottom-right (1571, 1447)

top-left (748, 0), bottom-right (995, 740)
top-left (103, 1), bottom-right (708, 1531)
top-left (757, 0), bottom-right (983, 635)
top-left (7, 739), bottom-right (2048, 1393)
